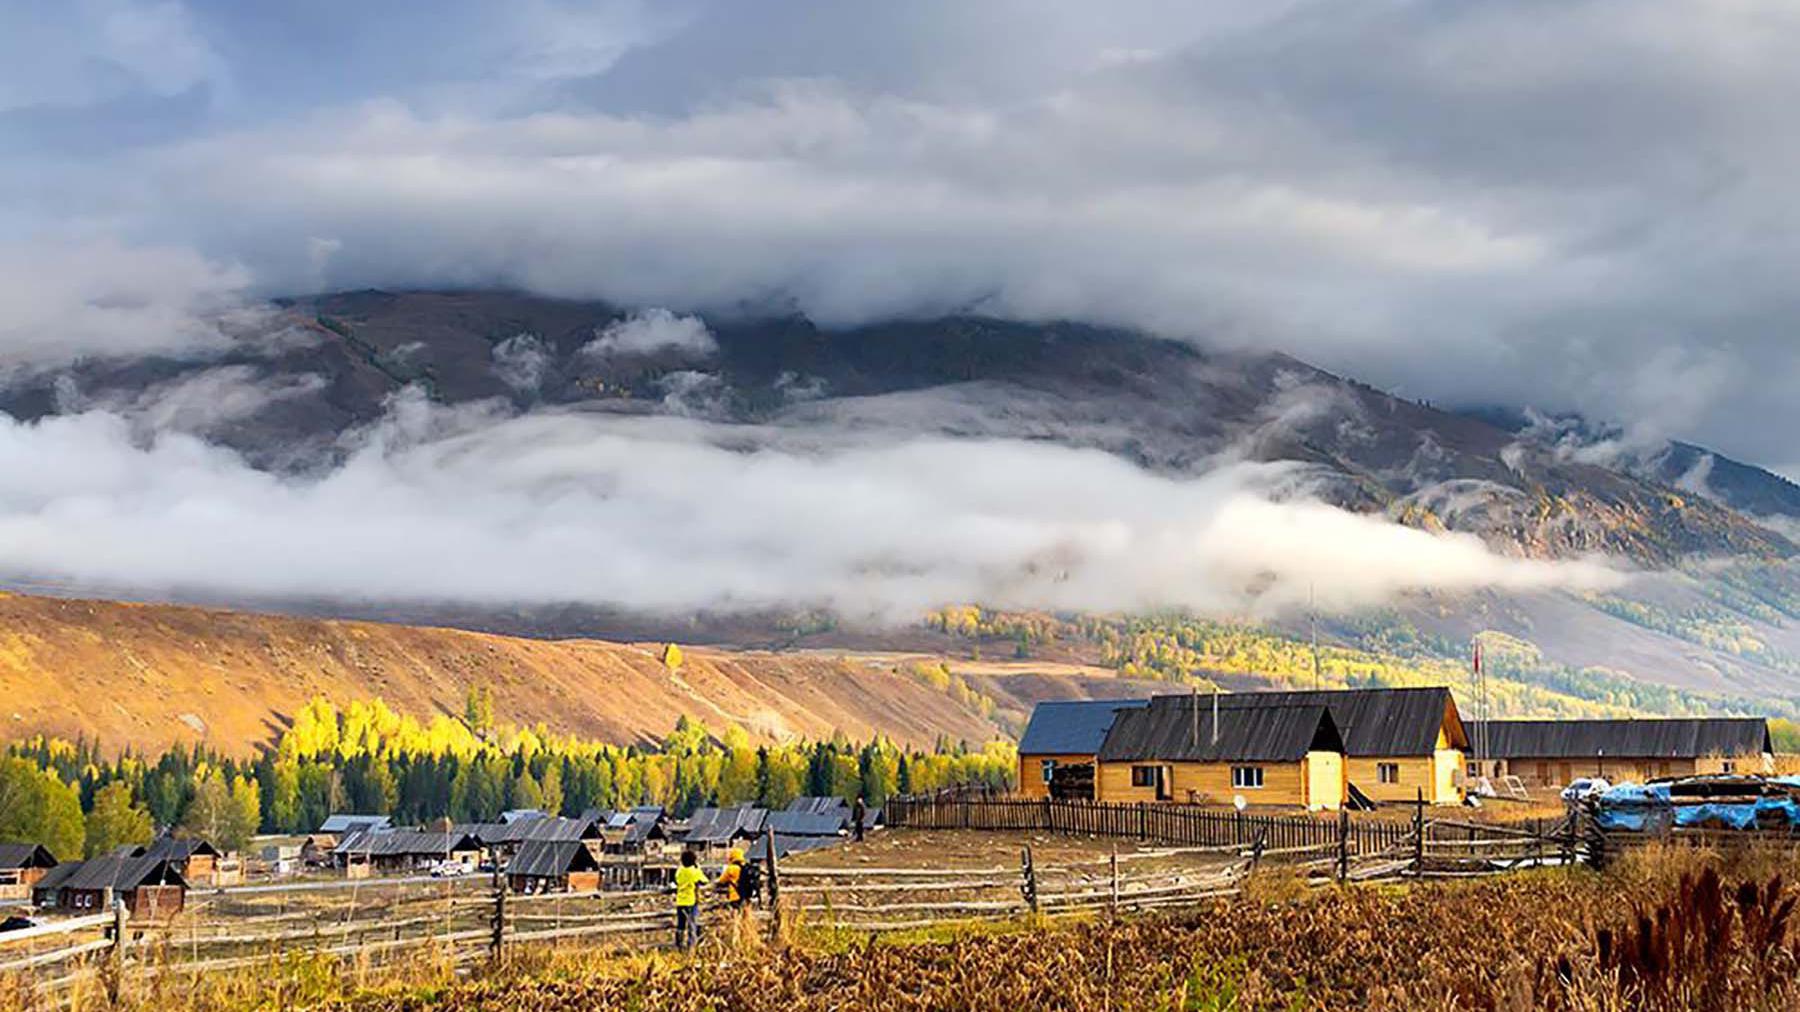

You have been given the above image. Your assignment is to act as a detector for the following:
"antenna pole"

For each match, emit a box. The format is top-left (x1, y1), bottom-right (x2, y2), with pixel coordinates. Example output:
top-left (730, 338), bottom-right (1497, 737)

top-left (1310, 583), bottom-right (1321, 691)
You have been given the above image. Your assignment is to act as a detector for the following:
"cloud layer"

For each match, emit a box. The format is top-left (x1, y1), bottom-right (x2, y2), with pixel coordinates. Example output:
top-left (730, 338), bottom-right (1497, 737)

top-left (7, 1), bottom-right (1800, 472)
top-left (0, 392), bottom-right (1620, 620)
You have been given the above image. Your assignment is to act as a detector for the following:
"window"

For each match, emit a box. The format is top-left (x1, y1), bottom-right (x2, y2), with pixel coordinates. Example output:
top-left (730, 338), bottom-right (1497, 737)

top-left (1131, 765), bottom-right (1159, 788)
top-left (1231, 766), bottom-right (1264, 789)
top-left (1040, 759), bottom-right (1057, 783)
top-left (1722, 760), bottom-right (1736, 774)
top-left (1377, 762), bottom-right (1400, 784)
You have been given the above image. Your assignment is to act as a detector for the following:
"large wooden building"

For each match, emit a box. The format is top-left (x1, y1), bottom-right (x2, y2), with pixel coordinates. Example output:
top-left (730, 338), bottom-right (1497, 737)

top-left (1464, 718), bottom-right (1774, 788)
top-left (1019, 688), bottom-right (1467, 806)
top-left (1095, 696), bottom-right (1348, 810)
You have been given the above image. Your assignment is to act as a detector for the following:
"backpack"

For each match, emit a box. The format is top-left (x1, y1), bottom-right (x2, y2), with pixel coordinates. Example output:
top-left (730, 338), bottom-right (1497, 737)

top-left (738, 860), bottom-right (762, 901)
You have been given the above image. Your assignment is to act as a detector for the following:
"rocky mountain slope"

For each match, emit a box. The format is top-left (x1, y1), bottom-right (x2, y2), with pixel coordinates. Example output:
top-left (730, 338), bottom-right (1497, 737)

top-left (0, 591), bottom-right (1021, 754)
top-left (3, 289), bottom-right (1790, 568)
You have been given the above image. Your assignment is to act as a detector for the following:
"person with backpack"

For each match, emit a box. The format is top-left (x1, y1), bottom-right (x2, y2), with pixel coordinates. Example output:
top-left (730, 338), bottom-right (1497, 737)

top-left (715, 847), bottom-right (745, 909)
top-left (673, 848), bottom-right (707, 950)
top-left (738, 851), bottom-right (763, 905)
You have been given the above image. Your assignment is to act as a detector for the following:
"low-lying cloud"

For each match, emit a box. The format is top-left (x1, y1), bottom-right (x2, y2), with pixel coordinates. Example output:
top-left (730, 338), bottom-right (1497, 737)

top-left (0, 392), bottom-right (1622, 622)
top-left (581, 309), bottom-right (717, 360)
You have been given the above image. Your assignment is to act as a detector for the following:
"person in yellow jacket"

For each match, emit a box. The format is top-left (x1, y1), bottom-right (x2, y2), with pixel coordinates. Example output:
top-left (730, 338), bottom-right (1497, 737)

top-left (673, 849), bottom-right (708, 950)
top-left (715, 847), bottom-right (745, 909)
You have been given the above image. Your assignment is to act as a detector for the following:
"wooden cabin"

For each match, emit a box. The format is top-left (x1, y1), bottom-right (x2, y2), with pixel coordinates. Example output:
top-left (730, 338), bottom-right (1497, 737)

top-left (1016, 700), bottom-right (1149, 800)
top-left (0, 843), bottom-right (58, 901)
top-left (335, 829), bottom-right (482, 878)
top-left (1219, 688), bottom-right (1467, 805)
top-left (1095, 695), bottom-right (1347, 810)
top-left (1464, 718), bottom-right (1774, 789)
top-left (137, 836), bottom-right (237, 886)
top-left (32, 855), bottom-right (187, 918)
top-left (507, 839), bottom-right (602, 894)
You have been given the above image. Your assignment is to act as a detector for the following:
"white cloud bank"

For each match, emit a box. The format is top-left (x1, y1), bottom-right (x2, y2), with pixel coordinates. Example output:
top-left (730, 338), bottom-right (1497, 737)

top-left (0, 393), bottom-right (1622, 621)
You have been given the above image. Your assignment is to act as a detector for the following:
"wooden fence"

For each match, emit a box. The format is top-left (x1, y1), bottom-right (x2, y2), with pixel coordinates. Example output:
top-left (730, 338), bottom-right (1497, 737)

top-left (887, 794), bottom-right (1419, 854)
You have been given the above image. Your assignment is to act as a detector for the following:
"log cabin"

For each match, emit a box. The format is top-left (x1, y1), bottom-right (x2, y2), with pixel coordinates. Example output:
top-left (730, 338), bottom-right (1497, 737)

top-left (1217, 688), bottom-right (1467, 805)
top-left (31, 854), bottom-right (187, 918)
top-left (1096, 695), bottom-right (1347, 810)
top-left (1464, 718), bottom-right (1774, 789)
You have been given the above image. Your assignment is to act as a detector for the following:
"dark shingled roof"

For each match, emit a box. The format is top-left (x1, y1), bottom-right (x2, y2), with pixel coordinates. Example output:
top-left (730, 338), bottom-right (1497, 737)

top-left (1465, 719), bottom-right (1772, 760)
top-left (507, 839), bottom-right (600, 879)
top-left (1098, 696), bottom-right (1345, 763)
top-left (522, 816), bottom-right (599, 843)
top-left (45, 855), bottom-right (186, 893)
top-left (683, 807), bottom-right (767, 844)
top-left (319, 814), bottom-right (391, 834)
top-left (785, 797), bottom-right (847, 816)
top-left (763, 811), bottom-right (849, 837)
top-left (1212, 688), bottom-right (1464, 757)
top-left (0, 843), bottom-right (58, 869)
top-left (747, 834), bottom-right (840, 861)
top-left (335, 829), bottom-right (480, 858)
top-left (1018, 699), bottom-right (1149, 756)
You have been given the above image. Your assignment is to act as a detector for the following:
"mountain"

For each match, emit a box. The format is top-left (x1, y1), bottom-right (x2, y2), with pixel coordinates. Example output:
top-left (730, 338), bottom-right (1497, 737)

top-left (5, 289), bottom-right (1790, 566)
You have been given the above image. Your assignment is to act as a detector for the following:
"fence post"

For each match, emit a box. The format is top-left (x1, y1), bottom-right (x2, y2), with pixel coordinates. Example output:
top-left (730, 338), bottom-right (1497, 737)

top-left (1337, 807), bottom-right (1350, 883)
top-left (105, 897), bottom-right (128, 1005)
top-left (489, 865), bottom-right (507, 966)
top-left (1109, 843), bottom-right (1119, 920)
top-left (1250, 827), bottom-right (1266, 869)
top-left (1562, 802), bottom-right (1578, 867)
top-left (1020, 846), bottom-right (1039, 915)
top-left (1412, 787), bottom-right (1425, 877)
top-left (1137, 801), bottom-right (1146, 841)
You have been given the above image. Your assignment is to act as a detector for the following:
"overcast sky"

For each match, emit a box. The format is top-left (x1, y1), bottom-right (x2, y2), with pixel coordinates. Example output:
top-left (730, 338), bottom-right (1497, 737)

top-left (6, 0), bottom-right (1800, 475)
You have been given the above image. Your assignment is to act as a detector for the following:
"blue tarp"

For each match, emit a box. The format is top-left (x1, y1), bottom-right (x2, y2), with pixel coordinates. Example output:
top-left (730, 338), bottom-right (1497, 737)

top-left (1596, 808), bottom-right (1651, 831)
top-left (1674, 803), bottom-right (1759, 829)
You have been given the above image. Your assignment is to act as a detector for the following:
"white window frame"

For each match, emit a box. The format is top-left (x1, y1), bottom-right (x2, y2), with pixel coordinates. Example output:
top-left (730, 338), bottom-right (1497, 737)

top-left (1230, 766), bottom-right (1264, 789)
top-left (1040, 759), bottom-right (1057, 783)
top-left (1377, 762), bottom-right (1400, 784)
top-left (1131, 765), bottom-right (1159, 788)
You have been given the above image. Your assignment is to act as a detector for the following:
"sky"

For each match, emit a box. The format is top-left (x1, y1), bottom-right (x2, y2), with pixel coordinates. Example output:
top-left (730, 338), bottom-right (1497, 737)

top-left (0, 0), bottom-right (1790, 616)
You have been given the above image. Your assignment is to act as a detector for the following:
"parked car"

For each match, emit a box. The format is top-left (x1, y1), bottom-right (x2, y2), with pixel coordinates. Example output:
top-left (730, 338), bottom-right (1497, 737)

top-left (429, 861), bottom-right (469, 878)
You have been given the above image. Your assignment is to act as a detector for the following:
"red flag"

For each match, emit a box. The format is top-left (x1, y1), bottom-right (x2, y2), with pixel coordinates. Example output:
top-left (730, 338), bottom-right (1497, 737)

top-left (1472, 641), bottom-right (1482, 674)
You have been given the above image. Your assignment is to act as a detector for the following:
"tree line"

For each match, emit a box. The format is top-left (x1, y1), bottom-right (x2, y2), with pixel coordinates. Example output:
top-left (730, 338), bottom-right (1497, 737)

top-left (0, 694), bottom-right (1016, 859)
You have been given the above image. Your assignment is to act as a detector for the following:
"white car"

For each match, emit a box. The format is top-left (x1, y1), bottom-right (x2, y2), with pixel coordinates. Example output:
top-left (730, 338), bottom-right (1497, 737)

top-left (429, 861), bottom-right (469, 878)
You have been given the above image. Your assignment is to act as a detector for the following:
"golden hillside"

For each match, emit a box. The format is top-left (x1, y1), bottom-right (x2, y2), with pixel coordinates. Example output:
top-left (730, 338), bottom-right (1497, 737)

top-left (0, 592), bottom-right (1006, 754)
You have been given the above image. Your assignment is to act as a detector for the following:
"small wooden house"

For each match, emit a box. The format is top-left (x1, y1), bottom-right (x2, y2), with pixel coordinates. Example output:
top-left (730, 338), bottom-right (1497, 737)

top-left (1464, 718), bottom-right (1774, 789)
top-left (0, 843), bottom-right (58, 901)
top-left (1016, 700), bottom-right (1149, 800)
top-left (137, 836), bottom-right (237, 886)
top-left (32, 855), bottom-right (187, 918)
top-left (1096, 695), bottom-right (1347, 810)
top-left (507, 839), bottom-right (601, 894)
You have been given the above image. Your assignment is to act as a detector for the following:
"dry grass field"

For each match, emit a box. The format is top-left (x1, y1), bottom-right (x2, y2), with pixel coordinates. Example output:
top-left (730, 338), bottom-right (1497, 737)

top-left (11, 839), bottom-right (1795, 1012)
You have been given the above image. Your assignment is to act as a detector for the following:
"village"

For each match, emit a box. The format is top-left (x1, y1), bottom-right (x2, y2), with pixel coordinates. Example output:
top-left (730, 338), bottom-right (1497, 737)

top-left (4, 685), bottom-right (1799, 1008)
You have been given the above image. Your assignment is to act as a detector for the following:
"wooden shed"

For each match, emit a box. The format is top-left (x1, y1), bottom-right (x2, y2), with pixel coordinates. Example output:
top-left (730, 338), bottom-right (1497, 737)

top-left (0, 843), bottom-right (58, 901)
top-left (137, 836), bottom-right (237, 886)
top-left (507, 839), bottom-right (601, 894)
top-left (1464, 718), bottom-right (1774, 789)
top-left (1096, 695), bottom-right (1347, 810)
top-left (1016, 699), bottom-right (1149, 800)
